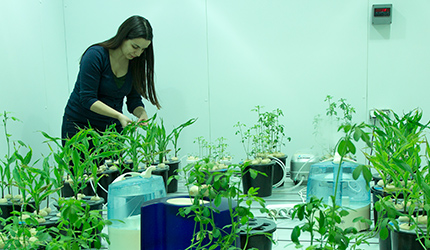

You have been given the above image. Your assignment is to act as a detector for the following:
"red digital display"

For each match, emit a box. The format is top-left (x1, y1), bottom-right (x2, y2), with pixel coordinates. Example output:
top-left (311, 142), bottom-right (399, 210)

top-left (374, 8), bottom-right (391, 16)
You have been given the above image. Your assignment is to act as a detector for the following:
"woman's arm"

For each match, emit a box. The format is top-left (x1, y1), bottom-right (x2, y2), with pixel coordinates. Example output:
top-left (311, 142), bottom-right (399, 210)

top-left (133, 106), bottom-right (148, 123)
top-left (90, 101), bottom-right (132, 128)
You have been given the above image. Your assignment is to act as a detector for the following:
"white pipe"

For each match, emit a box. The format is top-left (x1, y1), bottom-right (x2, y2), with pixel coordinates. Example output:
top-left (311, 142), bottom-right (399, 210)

top-left (269, 156), bottom-right (287, 188)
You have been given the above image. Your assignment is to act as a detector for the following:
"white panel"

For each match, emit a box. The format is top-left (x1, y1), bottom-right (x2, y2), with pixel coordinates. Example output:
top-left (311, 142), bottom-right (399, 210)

top-left (0, 1), bottom-right (68, 161)
top-left (368, 0), bottom-right (430, 121)
top-left (206, 0), bottom-right (368, 162)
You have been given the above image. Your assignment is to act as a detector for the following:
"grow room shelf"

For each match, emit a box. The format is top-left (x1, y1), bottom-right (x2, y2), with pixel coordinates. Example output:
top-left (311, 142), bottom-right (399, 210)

top-left (170, 176), bottom-right (381, 250)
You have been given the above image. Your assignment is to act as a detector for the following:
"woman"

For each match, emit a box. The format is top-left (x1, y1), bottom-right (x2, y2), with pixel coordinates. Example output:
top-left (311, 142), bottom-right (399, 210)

top-left (61, 15), bottom-right (161, 145)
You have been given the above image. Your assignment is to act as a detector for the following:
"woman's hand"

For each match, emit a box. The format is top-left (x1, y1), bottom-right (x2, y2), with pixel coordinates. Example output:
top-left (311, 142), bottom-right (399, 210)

top-left (133, 106), bottom-right (148, 125)
top-left (137, 112), bottom-right (148, 125)
top-left (90, 101), bottom-right (133, 128)
top-left (118, 114), bottom-right (133, 128)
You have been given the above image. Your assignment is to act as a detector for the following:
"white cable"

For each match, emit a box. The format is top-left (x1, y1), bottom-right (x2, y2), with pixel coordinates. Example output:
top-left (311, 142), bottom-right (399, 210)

top-left (98, 182), bottom-right (108, 194)
top-left (281, 175), bottom-right (305, 192)
top-left (298, 186), bottom-right (307, 203)
top-left (89, 179), bottom-right (97, 195)
top-left (269, 156), bottom-right (287, 188)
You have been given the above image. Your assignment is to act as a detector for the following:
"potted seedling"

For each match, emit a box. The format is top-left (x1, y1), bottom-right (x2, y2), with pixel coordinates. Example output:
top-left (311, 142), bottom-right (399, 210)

top-left (41, 130), bottom-right (73, 202)
top-left (235, 121), bottom-right (274, 197)
top-left (190, 136), bottom-right (232, 172)
top-left (291, 122), bottom-right (373, 250)
top-left (0, 211), bottom-right (52, 249)
top-left (62, 129), bottom-right (95, 200)
top-left (0, 111), bottom-right (36, 219)
top-left (154, 117), bottom-right (197, 193)
top-left (77, 126), bottom-right (129, 202)
top-left (88, 125), bottom-right (127, 202)
top-left (43, 128), bottom-right (105, 212)
top-left (141, 116), bottom-right (170, 190)
top-left (50, 198), bottom-right (112, 249)
top-left (173, 160), bottom-right (275, 250)
top-left (171, 118), bottom-right (198, 161)
top-left (186, 136), bottom-right (235, 193)
top-left (121, 121), bottom-right (149, 173)
top-left (359, 108), bottom-right (430, 250)
top-left (312, 95), bottom-right (356, 160)
top-left (12, 155), bottom-right (60, 226)
top-left (161, 117), bottom-right (197, 193)
top-left (213, 137), bottom-right (232, 165)
top-left (235, 106), bottom-right (291, 196)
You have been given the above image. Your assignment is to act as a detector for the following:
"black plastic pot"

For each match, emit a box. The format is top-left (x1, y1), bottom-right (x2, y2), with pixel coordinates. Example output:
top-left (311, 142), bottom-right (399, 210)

top-left (166, 160), bottom-right (180, 193)
top-left (240, 218), bottom-right (276, 250)
top-left (391, 226), bottom-right (426, 250)
top-left (372, 186), bottom-right (416, 250)
top-left (0, 199), bottom-right (36, 219)
top-left (0, 200), bottom-right (34, 219)
top-left (152, 166), bottom-right (170, 192)
top-left (242, 161), bottom-right (274, 197)
top-left (373, 173), bottom-right (383, 186)
top-left (61, 180), bottom-right (94, 198)
top-left (54, 196), bottom-right (104, 213)
top-left (273, 155), bottom-right (287, 187)
top-left (371, 185), bottom-right (395, 250)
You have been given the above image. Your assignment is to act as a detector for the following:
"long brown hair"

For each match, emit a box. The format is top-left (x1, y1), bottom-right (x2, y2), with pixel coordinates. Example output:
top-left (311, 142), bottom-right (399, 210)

top-left (84, 15), bottom-right (161, 109)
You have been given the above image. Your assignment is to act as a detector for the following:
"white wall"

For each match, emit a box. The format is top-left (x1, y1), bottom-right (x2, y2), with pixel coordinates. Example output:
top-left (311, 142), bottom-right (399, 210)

top-left (0, 0), bottom-right (68, 161)
top-left (368, 0), bottom-right (430, 114)
top-left (2, 0), bottom-right (430, 167)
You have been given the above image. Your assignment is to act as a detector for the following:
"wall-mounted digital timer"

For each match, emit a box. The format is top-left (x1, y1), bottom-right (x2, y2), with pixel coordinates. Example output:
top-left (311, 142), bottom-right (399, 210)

top-left (372, 4), bottom-right (392, 25)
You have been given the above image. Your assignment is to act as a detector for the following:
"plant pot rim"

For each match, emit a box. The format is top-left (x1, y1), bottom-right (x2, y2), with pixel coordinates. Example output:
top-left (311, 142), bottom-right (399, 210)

top-left (55, 196), bottom-right (105, 208)
top-left (239, 218), bottom-right (276, 234)
top-left (0, 199), bottom-right (36, 206)
top-left (245, 160), bottom-right (276, 167)
top-left (390, 221), bottom-right (428, 234)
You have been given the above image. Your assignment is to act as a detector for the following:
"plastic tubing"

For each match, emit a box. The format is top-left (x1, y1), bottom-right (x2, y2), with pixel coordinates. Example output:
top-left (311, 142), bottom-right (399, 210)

top-left (281, 175), bottom-right (305, 192)
top-left (89, 178), bottom-right (96, 195)
top-left (98, 182), bottom-right (108, 194)
top-left (269, 156), bottom-right (288, 188)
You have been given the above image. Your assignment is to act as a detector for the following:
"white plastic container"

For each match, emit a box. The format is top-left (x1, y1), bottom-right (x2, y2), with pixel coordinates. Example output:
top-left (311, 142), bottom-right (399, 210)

top-left (108, 167), bottom-right (166, 250)
top-left (307, 160), bottom-right (370, 231)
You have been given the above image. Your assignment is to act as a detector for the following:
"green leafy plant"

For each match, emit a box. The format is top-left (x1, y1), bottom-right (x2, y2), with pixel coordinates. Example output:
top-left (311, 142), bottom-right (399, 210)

top-left (0, 211), bottom-right (51, 249)
top-left (291, 122), bottom-right (372, 250)
top-left (51, 198), bottom-right (111, 249)
top-left (171, 118), bottom-right (198, 159)
top-left (155, 117), bottom-right (197, 164)
top-left (191, 136), bottom-right (231, 164)
top-left (175, 160), bottom-right (271, 250)
top-left (43, 127), bottom-right (107, 199)
top-left (0, 111), bottom-right (25, 201)
top-left (122, 121), bottom-right (148, 172)
top-left (356, 108), bottom-right (430, 249)
top-left (235, 106), bottom-right (290, 162)
top-left (313, 95), bottom-right (356, 159)
top-left (95, 124), bottom-right (128, 173)
top-left (140, 117), bottom-right (161, 169)
top-left (13, 156), bottom-right (59, 217)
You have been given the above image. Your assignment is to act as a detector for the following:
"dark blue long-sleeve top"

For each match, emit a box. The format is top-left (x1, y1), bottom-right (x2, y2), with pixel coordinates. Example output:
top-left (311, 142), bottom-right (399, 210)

top-left (64, 45), bottom-right (144, 131)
